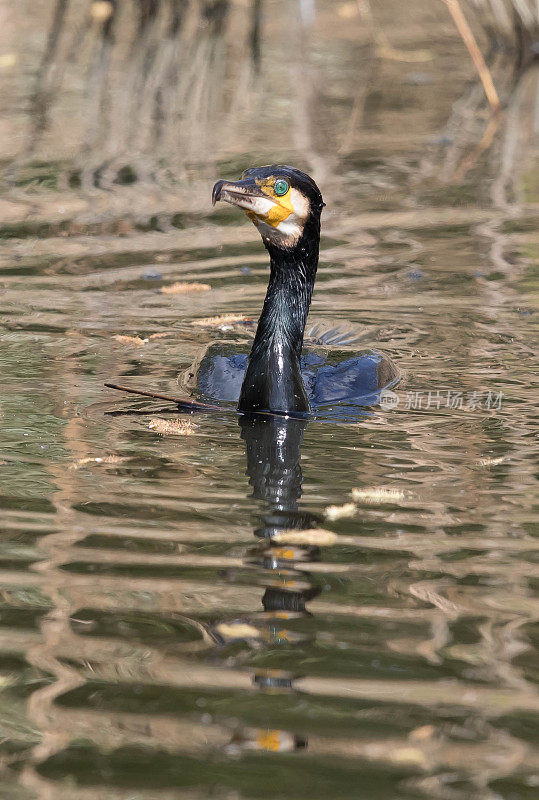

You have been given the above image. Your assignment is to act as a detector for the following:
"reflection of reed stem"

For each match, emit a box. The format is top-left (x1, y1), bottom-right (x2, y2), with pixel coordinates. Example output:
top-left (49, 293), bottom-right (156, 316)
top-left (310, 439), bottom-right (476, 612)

top-left (356, 0), bottom-right (432, 62)
top-left (338, 62), bottom-right (376, 155)
top-left (451, 112), bottom-right (502, 180)
top-left (443, 0), bottom-right (501, 112)
top-left (250, 0), bottom-right (262, 71)
top-left (25, 0), bottom-right (70, 155)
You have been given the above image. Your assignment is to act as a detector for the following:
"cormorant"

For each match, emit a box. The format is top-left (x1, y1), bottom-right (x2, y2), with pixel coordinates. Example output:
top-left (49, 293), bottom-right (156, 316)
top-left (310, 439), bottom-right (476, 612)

top-left (106, 165), bottom-right (399, 417)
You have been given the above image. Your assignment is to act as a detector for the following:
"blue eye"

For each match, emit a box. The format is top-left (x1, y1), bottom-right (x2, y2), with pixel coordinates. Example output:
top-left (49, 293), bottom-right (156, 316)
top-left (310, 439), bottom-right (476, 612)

top-left (274, 179), bottom-right (289, 197)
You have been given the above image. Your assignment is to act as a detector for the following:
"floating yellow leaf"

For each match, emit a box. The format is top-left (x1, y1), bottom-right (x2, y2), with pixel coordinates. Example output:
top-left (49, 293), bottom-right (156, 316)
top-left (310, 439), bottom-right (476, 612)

top-left (324, 502), bottom-right (356, 521)
top-left (191, 314), bottom-right (251, 327)
top-left (256, 730), bottom-right (284, 752)
top-left (477, 456), bottom-right (506, 467)
top-left (409, 725), bottom-right (436, 742)
top-left (148, 418), bottom-right (197, 436)
top-left (352, 487), bottom-right (408, 504)
top-left (113, 334), bottom-right (147, 346)
top-left (70, 455), bottom-right (124, 470)
top-left (215, 622), bottom-right (260, 640)
top-left (391, 747), bottom-right (428, 767)
top-left (272, 528), bottom-right (337, 546)
top-left (161, 282), bottom-right (211, 295)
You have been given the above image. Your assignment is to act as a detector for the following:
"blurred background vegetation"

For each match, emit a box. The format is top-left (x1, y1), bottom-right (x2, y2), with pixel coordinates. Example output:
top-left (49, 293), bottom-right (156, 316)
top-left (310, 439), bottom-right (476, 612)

top-left (0, 0), bottom-right (537, 224)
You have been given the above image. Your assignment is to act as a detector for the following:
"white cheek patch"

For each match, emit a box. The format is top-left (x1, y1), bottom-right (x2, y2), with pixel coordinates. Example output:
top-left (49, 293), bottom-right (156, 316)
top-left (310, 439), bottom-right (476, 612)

top-left (289, 188), bottom-right (310, 223)
top-left (275, 217), bottom-right (302, 243)
top-left (255, 217), bottom-right (302, 247)
top-left (271, 189), bottom-right (310, 246)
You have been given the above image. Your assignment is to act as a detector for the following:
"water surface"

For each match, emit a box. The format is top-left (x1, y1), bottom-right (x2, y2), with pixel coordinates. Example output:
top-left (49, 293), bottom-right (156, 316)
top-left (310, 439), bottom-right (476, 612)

top-left (1, 2), bottom-right (538, 799)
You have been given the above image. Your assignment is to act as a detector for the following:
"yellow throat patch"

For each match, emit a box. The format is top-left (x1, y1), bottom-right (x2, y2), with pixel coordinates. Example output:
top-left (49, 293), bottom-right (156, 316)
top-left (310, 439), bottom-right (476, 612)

top-left (253, 177), bottom-right (294, 228)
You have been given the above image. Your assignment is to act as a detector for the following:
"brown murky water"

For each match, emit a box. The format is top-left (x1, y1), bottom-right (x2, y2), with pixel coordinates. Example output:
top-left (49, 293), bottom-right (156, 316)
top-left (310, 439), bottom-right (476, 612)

top-left (1, 1), bottom-right (538, 798)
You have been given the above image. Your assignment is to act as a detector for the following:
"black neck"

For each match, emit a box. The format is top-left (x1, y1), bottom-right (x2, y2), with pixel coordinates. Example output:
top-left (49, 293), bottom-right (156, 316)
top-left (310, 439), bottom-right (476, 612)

top-left (238, 223), bottom-right (320, 414)
top-left (253, 240), bottom-right (318, 357)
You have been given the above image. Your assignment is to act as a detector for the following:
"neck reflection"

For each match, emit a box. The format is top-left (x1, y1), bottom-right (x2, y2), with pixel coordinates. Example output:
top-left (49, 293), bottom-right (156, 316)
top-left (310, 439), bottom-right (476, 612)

top-left (233, 415), bottom-right (321, 744)
top-left (240, 413), bottom-right (308, 511)
top-left (207, 415), bottom-right (324, 754)
top-left (241, 413), bottom-right (321, 613)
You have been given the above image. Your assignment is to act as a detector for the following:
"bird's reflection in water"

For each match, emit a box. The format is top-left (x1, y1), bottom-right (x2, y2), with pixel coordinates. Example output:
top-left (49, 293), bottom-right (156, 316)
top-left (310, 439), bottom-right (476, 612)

top-left (213, 413), bottom-right (321, 755)
top-left (241, 413), bottom-right (321, 616)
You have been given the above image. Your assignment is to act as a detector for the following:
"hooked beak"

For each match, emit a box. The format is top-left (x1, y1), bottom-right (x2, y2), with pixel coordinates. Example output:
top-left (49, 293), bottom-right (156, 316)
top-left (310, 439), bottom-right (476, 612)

top-left (212, 177), bottom-right (272, 219)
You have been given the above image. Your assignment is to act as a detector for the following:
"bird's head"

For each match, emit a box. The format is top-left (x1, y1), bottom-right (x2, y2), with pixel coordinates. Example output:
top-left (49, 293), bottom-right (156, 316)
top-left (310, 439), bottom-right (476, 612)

top-left (212, 165), bottom-right (324, 252)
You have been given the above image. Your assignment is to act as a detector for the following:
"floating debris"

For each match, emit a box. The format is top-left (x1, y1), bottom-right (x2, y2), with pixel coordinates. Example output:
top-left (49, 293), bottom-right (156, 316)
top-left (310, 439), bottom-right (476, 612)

top-left (324, 502), bottom-right (357, 521)
top-left (272, 528), bottom-right (337, 546)
top-left (148, 418), bottom-right (198, 436)
top-left (409, 725), bottom-right (436, 742)
top-left (352, 487), bottom-right (408, 504)
top-left (226, 727), bottom-right (300, 755)
top-left (161, 281), bottom-right (211, 295)
top-left (477, 456), bottom-right (506, 467)
top-left (390, 747), bottom-right (428, 768)
top-left (70, 455), bottom-right (124, 470)
top-left (113, 334), bottom-right (148, 346)
top-left (191, 313), bottom-right (252, 328)
top-left (214, 622), bottom-right (260, 641)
